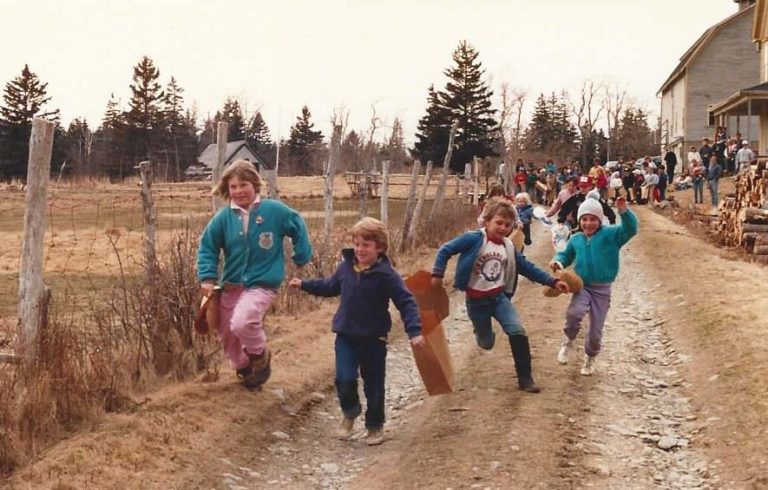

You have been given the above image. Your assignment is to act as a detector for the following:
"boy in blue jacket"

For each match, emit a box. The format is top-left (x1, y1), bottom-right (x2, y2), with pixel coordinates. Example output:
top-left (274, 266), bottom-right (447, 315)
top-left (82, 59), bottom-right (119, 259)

top-left (431, 197), bottom-right (568, 393)
top-left (289, 217), bottom-right (424, 446)
top-left (550, 195), bottom-right (638, 375)
top-left (197, 159), bottom-right (312, 390)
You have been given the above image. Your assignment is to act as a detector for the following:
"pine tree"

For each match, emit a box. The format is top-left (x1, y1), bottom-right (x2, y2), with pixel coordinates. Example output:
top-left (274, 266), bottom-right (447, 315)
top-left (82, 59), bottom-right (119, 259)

top-left (94, 94), bottom-right (128, 178)
top-left (288, 106), bottom-right (324, 175)
top-left (615, 107), bottom-right (655, 159)
top-left (441, 40), bottom-right (498, 171)
top-left (383, 116), bottom-right (408, 168)
top-left (411, 85), bottom-right (451, 164)
top-left (341, 130), bottom-right (364, 171)
top-left (0, 64), bottom-right (60, 179)
top-left (62, 118), bottom-right (93, 177)
top-left (126, 56), bottom-right (165, 161)
top-left (216, 98), bottom-right (246, 142)
top-left (246, 112), bottom-right (275, 168)
top-left (162, 77), bottom-right (198, 180)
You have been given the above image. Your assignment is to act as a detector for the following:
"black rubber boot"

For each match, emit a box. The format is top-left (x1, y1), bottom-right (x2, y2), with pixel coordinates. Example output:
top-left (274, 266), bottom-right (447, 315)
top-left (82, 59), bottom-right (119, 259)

top-left (509, 335), bottom-right (541, 393)
top-left (242, 348), bottom-right (271, 390)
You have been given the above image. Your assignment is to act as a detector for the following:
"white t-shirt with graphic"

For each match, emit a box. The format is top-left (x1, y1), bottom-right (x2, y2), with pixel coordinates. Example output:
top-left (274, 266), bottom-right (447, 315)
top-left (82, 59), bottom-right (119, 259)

top-left (467, 240), bottom-right (507, 297)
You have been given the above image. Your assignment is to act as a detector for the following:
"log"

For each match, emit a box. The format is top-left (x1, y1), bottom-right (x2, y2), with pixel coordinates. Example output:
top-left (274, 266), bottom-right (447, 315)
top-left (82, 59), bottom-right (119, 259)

top-left (429, 120), bottom-right (459, 221)
top-left (18, 118), bottom-right (55, 362)
top-left (380, 160), bottom-right (390, 226)
top-left (212, 122), bottom-right (228, 211)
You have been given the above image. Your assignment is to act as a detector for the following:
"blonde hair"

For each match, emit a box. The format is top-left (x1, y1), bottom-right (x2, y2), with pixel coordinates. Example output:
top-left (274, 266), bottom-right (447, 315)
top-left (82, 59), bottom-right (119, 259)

top-left (351, 217), bottom-right (389, 253)
top-left (514, 192), bottom-right (532, 205)
top-left (213, 159), bottom-right (263, 199)
top-left (482, 196), bottom-right (518, 223)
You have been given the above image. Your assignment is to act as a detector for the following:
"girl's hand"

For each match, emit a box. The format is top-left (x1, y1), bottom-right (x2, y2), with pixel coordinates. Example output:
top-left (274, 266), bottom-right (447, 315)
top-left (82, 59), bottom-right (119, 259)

top-left (430, 277), bottom-right (443, 288)
top-left (549, 261), bottom-right (561, 272)
top-left (410, 335), bottom-right (426, 348)
top-left (615, 196), bottom-right (628, 212)
top-left (200, 282), bottom-right (215, 297)
top-left (288, 278), bottom-right (302, 289)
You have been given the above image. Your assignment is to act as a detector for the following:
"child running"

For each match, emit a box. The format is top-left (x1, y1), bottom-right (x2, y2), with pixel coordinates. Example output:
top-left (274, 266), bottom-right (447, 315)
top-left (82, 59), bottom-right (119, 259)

top-left (431, 197), bottom-right (568, 393)
top-left (515, 192), bottom-right (534, 246)
top-left (550, 195), bottom-right (638, 375)
top-left (289, 217), bottom-right (424, 446)
top-left (197, 159), bottom-right (312, 390)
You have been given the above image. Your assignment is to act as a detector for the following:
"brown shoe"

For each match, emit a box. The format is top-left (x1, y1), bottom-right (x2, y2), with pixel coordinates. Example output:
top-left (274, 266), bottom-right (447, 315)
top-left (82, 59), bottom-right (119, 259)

top-left (241, 348), bottom-right (271, 390)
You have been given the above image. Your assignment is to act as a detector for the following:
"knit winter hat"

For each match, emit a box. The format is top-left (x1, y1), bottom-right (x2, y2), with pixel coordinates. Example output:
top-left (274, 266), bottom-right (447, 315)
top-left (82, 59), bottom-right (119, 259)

top-left (577, 197), bottom-right (605, 222)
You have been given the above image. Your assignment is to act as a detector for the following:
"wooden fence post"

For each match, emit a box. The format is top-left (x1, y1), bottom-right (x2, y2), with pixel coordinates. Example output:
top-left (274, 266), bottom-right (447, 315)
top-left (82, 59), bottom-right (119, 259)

top-left (429, 120), bottom-right (459, 221)
top-left (264, 168), bottom-right (279, 199)
top-left (504, 159), bottom-right (513, 195)
top-left (472, 157), bottom-right (481, 205)
top-left (399, 160), bottom-right (421, 253)
top-left (324, 124), bottom-right (342, 245)
top-left (137, 161), bottom-right (157, 277)
top-left (17, 117), bottom-right (55, 362)
top-left (380, 160), bottom-right (390, 226)
top-left (463, 163), bottom-right (472, 200)
top-left (212, 122), bottom-right (228, 211)
top-left (359, 167), bottom-right (370, 219)
top-left (406, 161), bottom-right (434, 249)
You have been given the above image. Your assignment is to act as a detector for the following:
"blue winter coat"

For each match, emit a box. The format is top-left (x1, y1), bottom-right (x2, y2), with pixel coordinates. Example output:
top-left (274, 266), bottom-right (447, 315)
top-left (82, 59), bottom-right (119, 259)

top-left (432, 229), bottom-right (557, 296)
top-left (300, 249), bottom-right (422, 339)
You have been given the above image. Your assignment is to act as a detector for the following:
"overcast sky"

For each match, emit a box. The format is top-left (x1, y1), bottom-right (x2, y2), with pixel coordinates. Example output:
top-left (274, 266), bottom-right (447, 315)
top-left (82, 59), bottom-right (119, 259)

top-left (1, 0), bottom-right (741, 142)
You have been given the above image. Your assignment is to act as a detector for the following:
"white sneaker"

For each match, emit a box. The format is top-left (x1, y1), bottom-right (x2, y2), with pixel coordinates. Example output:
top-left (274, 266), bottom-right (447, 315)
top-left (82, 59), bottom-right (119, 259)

top-left (338, 417), bottom-right (355, 439)
top-left (580, 356), bottom-right (596, 376)
top-left (557, 336), bottom-right (574, 364)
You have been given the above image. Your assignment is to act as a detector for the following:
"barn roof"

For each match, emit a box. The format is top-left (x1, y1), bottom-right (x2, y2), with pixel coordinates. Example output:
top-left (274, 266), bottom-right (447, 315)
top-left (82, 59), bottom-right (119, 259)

top-left (198, 140), bottom-right (270, 170)
top-left (657, 5), bottom-right (755, 96)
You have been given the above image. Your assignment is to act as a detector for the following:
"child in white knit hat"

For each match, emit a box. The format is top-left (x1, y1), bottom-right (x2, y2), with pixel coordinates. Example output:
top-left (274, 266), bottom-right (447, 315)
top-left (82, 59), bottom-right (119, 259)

top-left (549, 195), bottom-right (638, 375)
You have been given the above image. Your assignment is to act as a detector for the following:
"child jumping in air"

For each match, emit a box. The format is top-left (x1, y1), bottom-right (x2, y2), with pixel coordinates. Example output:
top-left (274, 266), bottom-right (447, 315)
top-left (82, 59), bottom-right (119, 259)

top-left (289, 217), bottom-right (424, 446)
top-left (431, 197), bottom-right (569, 393)
top-left (197, 159), bottom-right (312, 390)
top-left (550, 195), bottom-right (638, 375)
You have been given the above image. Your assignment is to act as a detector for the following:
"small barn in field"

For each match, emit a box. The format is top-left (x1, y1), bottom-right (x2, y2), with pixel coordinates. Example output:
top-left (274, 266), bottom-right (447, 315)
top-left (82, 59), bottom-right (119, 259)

top-left (186, 141), bottom-right (269, 180)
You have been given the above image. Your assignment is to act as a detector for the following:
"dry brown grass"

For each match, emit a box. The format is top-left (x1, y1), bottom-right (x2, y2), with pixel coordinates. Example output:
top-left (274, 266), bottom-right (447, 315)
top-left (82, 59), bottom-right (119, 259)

top-left (0, 176), bottom-right (476, 476)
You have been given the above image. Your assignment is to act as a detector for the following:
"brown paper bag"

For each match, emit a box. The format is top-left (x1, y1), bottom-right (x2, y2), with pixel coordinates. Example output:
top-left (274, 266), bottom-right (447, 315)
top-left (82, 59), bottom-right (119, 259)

top-left (405, 271), bottom-right (455, 395)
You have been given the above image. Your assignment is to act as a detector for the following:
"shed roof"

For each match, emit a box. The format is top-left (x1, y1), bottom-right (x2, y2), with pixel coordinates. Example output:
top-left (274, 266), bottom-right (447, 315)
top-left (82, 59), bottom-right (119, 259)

top-left (657, 5), bottom-right (755, 95)
top-left (198, 140), bottom-right (270, 170)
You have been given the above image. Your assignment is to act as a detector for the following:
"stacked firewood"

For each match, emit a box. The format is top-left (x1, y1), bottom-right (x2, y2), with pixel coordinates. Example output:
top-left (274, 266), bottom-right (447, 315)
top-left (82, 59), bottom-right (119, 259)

top-left (717, 161), bottom-right (768, 263)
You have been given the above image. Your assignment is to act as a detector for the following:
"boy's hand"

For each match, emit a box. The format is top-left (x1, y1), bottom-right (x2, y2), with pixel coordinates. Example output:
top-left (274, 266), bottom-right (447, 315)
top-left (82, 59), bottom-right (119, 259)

top-left (554, 280), bottom-right (569, 293)
top-left (288, 278), bottom-right (302, 289)
top-left (549, 261), bottom-right (561, 272)
top-left (616, 196), bottom-right (628, 212)
top-left (200, 282), bottom-right (215, 297)
top-left (410, 335), bottom-right (426, 348)
top-left (430, 277), bottom-right (443, 288)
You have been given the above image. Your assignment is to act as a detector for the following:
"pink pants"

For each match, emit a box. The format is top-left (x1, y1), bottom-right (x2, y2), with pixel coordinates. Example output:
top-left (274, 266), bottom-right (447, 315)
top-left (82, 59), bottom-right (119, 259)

top-left (217, 286), bottom-right (277, 370)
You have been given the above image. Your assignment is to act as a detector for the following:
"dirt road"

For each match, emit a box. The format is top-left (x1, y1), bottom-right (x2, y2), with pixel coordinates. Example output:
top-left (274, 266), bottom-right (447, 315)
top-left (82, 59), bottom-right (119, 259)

top-left (6, 203), bottom-right (768, 489)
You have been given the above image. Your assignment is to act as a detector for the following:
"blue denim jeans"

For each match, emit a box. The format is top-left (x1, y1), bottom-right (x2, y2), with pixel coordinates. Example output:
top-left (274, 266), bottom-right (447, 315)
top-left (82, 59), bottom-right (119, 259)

top-left (709, 179), bottom-right (719, 206)
top-left (693, 179), bottom-right (704, 203)
top-left (465, 293), bottom-right (526, 350)
top-left (334, 333), bottom-right (387, 430)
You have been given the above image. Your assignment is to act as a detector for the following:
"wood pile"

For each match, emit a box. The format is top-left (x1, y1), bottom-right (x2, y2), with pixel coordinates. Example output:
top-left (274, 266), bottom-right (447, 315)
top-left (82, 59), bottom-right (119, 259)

top-left (717, 160), bottom-right (768, 263)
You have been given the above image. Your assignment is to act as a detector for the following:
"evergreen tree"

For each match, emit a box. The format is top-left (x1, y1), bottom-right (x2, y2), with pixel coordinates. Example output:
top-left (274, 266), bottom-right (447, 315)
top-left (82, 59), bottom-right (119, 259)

top-left (216, 98), bottom-right (246, 141)
top-left (126, 56), bottom-right (165, 161)
top-left (523, 92), bottom-right (578, 159)
top-left (615, 107), bottom-right (655, 159)
top-left (287, 106), bottom-right (324, 175)
top-left (162, 77), bottom-right (198, 180)
top-left (383, 116), bottom-right (408, 169)
top-left (411, 85), bottom-right (451, 164)
top-left (441, 40), bottom-right (498, 171)
top-left (246, 112), bottom-right (275, 168)
top-left (0, 64), bottom-right (60, 179)
top-left (199, 114), bottom-right (216, 152)
top-left (62, 118), bottom-right (93, 177)
top-left (341, 130), bottom-right (364, 171)
top-left (94, 93), bottom-right (129, 178)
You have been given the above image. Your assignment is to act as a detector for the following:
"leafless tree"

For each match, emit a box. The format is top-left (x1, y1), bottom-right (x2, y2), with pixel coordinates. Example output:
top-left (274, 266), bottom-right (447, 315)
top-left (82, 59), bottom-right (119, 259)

top-left (570, 80), bottom-right (606, 167)
top-left (604, 84), bottom-right (627, 161)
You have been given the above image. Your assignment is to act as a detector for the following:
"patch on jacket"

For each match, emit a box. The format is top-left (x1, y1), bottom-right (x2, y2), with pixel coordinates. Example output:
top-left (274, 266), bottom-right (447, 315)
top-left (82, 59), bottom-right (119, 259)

top-left (259, 231), bottom-right (274, 250)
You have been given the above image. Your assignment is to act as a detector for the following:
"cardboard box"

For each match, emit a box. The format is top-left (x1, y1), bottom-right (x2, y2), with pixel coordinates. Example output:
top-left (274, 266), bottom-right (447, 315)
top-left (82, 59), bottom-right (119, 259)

top-left (405, 270), bottom-right (455, 395)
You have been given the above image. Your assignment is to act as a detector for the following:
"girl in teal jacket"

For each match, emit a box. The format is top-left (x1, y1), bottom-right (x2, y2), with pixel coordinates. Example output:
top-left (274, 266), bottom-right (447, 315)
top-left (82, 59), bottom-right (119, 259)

top-left (197, 160), bottom-right (312, 389)
top-left (550, 195), bottom-right (637, 376)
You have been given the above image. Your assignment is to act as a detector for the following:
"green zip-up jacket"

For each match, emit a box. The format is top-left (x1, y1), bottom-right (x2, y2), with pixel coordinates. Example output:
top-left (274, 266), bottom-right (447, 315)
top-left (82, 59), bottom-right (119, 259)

top-left (197, 199), bottom-right (312, 289)
top-left (552, 209), bottom-right (638, 285)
